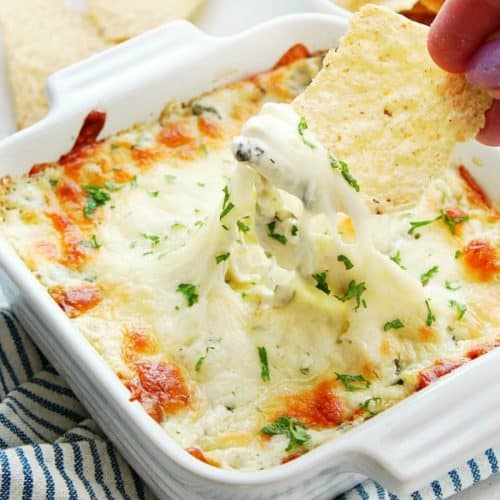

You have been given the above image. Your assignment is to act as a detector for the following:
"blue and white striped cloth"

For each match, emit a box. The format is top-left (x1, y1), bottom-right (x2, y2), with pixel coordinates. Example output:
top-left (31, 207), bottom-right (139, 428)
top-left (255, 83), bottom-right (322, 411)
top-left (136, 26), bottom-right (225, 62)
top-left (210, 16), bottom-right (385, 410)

top-left (0, 308), bottom-right (497, 499)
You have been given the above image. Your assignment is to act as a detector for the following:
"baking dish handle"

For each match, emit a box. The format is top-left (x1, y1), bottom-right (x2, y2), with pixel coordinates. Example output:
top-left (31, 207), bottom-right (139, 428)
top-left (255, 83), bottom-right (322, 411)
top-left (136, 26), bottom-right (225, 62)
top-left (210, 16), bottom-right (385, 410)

top-left (46, 21), bottom-right (210, 108)
top-left (347, 349), bottom-right (500, 496)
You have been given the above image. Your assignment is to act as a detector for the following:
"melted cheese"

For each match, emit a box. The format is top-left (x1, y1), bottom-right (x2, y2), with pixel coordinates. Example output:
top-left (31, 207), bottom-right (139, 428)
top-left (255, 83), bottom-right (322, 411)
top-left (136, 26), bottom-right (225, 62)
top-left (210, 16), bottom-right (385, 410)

top-left (0, 56), bottom-right (498, 471)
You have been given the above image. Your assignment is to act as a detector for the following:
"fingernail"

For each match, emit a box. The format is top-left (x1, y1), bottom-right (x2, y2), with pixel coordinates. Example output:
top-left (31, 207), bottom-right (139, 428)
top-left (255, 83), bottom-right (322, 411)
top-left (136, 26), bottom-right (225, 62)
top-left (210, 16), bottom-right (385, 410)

top-left (467, 39), bottom-right (500, 89)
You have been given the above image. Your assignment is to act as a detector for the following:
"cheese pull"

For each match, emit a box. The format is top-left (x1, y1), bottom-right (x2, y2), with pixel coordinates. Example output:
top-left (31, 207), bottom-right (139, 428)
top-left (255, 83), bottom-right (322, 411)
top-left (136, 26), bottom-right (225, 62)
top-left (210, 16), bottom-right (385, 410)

top-left (232, 102), bottom-right (436, 349)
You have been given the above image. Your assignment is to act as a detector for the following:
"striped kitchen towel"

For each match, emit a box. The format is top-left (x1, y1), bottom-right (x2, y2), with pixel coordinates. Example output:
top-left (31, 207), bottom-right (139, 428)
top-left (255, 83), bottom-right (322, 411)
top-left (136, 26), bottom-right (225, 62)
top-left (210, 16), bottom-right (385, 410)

top-left (0, 308), bottom-right (498, 499)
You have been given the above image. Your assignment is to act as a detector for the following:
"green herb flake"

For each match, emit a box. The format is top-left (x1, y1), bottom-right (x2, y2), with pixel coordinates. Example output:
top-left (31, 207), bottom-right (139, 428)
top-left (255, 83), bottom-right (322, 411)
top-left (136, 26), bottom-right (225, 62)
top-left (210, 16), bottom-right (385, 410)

top-left (267, 220), bottom-right (287, 245)
top-left (110, 143), bottom-right (119, 150)
top-left (200, 144), bottom-right (208, 156)
top-left (312, 271), bottom-right (330, 295)
top-left (337, 254), bottom-right (354, 270)
top-left (82, 184), bottom-right (111, 218)
top-left (441, 209), bottom-right (469, 235)
top-left (261, 416), bottom-right (310, 451)
top-left (390, 250), bottom-right (406, 270)
top-left (171, 222), bottom-right (186, 230)
top-left (237, 219), bottom-right (251, 233)
top-left (220, 185), bottom-right (235, 221)
top-left (104, 181), bottom-right (122, 192)
top-left (291, 225), bottom-right (298, 237)
top-left (197, 181), bottom-right (206, 187)
top-left (194, 220), bottom-right (204, 228)
top-left (359, 396), bottom-right (382, 416)
top-left (335, 372), bottom-right (371, 392)
top-left (420, 265), bottom-right (439, 286)
top-left (425, 298), bottom-right (436, 326)
top-left (329, 153), bottom-right (360, 192)
top-left (298, 117), bottom-right (316, 149)
top-left (195, 346), bottom-right (214, 372)
top-left (149, 190), bottom-right (160, 198)
top-left (165, 175), bottom-right (176, 184)
top-left (449, 299), bottom-right (467, 320)
top-left (89, 235), bottom-right (101, 249)
top-left (334, 280), bottom-right (367, 311)
top-left (49, 179), bottom-right (58, 187)
top-left (383, 319), bottom-right (404, 331)
top-left (455, 250), bottom-right (462, 259)
top-left (176, 283), bottom-right (199, 307)
top-left (299, 367), bottom-right (310, 375)
top-left (141, 233), bottom-right (161, 246)
top-left (215, 252), bottom-right (230, 264)
top-left (129, 240), bottom-right (137, 249)
top-left (130, 175), bottom-right (138, 188)
top-left (257, 346), bottom-right (270, 382)
top-left (408, 214), bottom-right (442, 235)
top-left (445, 280), bottom-right (461, 291)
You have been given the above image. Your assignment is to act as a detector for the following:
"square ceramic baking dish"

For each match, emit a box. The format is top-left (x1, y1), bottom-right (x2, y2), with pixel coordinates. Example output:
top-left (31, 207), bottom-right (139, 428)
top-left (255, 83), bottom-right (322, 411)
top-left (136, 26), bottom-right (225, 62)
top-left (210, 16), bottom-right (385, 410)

top-left (0, 13), bottom-right (499, 500)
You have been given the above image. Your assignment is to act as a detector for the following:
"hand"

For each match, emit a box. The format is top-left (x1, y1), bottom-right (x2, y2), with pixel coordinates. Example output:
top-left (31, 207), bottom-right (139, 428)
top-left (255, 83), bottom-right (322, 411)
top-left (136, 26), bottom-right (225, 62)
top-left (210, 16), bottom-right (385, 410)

top-left (428, 0), bottom-right (500, 145)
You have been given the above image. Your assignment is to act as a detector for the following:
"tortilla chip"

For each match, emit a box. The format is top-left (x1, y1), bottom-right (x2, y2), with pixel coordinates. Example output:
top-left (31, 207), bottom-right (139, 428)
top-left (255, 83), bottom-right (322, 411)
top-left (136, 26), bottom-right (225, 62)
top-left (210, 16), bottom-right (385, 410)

top-left (420, 0), bottom-right (444, 12)
top-left (87, 0), bottom-right (204, 42)
top-left (0, 0), bottom-right (108, 129)
top-left (293, 5), bottom-right (491, 212)
top-left (331, 0), bottom-right (418, 13)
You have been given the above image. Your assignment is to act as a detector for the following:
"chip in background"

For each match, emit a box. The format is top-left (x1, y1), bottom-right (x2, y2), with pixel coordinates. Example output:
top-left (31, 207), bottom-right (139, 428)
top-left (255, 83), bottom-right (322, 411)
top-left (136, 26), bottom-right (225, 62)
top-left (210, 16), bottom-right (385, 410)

top-left (0, 0), bottom-right (108, 129)
top-left (86, 0), bottom-right (204, 42)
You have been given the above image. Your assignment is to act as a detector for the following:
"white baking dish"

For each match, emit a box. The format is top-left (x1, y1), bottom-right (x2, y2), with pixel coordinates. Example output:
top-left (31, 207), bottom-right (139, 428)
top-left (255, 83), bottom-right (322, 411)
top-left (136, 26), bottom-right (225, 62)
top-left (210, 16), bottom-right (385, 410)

top-left (0, 13), bottom-right (499, 500)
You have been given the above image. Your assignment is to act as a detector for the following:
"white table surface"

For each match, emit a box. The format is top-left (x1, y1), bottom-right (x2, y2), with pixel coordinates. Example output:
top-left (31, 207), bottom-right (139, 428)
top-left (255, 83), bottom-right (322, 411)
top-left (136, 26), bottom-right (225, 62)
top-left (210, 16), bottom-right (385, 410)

top-left (0, 1), bottom-right (498, 498)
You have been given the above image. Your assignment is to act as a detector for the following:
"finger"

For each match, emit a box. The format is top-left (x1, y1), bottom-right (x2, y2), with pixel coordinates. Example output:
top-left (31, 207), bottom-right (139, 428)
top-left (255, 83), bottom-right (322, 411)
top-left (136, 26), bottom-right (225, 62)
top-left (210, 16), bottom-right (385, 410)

top-left (466, 37), bottom-right (500, 88)
top-left (476, 99), bottom-right (500, 145)
top-left (428, 0), bottom-right (500, 73)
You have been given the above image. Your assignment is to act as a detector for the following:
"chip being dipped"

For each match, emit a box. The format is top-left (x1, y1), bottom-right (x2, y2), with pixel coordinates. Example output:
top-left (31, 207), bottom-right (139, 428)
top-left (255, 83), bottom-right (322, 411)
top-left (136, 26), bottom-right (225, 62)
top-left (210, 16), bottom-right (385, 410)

top-left (293, 5), bottom-right (491, 212)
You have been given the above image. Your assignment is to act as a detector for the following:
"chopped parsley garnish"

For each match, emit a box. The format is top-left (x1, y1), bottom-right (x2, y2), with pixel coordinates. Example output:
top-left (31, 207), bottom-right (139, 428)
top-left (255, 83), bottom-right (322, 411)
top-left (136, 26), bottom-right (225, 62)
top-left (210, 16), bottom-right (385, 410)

top-left (81, 234), bottom-right (102, 249)
top-left (261, 416), bottom-right (310, 451)
top-left (141, 233), bottom-right (161, 246)
top-left (89, 235), bottom-right (101, 249)
top-left (176, 283), bottom-right (199, 307)
top-left (441, 209), bottom-right (469, 235)
top-left (359, 396), bottom-right (382, 416)
top-left (291, 224), bottom-right (298, 237)
top-left (390, 250), bottom-right (406, 270)
top-left (149, 190), bottom-right (160, 197)
top-left (445, 280), bottom-right (461, 291)
top-left (334, 280), bottom-right (367, 311)
top-left (425, 298), bottom-right (436, 326)
top-left (312, 271), bottom-right (330, 295)
top-left (165, 175), bottom-right (176, 183)
top-left (82, 184), bottom-right (111, 218)
top-left (129, 240), bottom-right (137, 249)
top-left (194, 220), bottom-right (204, 228)
top-left (329, 153), bottom-right (360, 192)
top-left (455, 250), bottom-right (462, 259)
top-left (257, 346), bottom-right (270, 382)
top-left (299, 367), bottom-right (310, 375)
top-left (215, 252), bottom-right (230, 264)
top-left (171, 222), bottom-right (186, 230)
top-left (335, 372), bottom-right (371, 392)
top-left (237, 219), bottom-right (251, 233)
top-left (408, 210), bottom-right (469, 236)
top-left (200, 144), bottom-right (208, 156)
top-left (195, 346), bottom-right (214, 372)
top-left (408, 215), bottom-right (441, 235)
top-left (130, 175), bottom-right (138, 188)
top-left (449, 299), bottom-right (467, 320)
top-left (267, 220), bottom-right (287, 245)
top-left (337, 254), bottom-right (354, 270)
top-left (420, 265), bottom-right (439, 286)
top-left (383, 319), bottom-right (404, 331)
top-left (197, 181), bottom-right (206, 187)
top-left (104, 181), bottom-right (122, 191)
top-left (298, 117), bottom-right (316, 149)
top-left (220, 185), bottom-right (235, 221)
